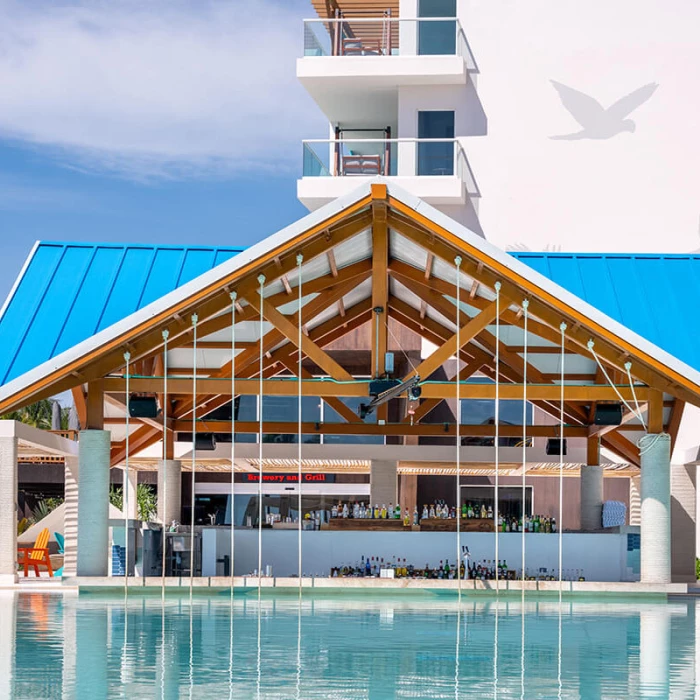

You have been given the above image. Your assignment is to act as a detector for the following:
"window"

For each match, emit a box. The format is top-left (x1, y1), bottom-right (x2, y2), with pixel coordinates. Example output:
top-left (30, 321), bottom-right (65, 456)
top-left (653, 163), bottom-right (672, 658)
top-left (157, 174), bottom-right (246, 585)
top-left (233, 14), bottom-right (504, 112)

top-left (418, 111), bottom-right (455, 176)
top-left (418, 0), bottom-right (456, 55)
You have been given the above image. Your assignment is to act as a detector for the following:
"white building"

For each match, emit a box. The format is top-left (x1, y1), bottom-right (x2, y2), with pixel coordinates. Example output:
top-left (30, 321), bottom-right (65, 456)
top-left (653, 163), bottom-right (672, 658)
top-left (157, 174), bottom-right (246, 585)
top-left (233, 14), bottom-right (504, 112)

top-left (297, 0), bottom-right (484, 235)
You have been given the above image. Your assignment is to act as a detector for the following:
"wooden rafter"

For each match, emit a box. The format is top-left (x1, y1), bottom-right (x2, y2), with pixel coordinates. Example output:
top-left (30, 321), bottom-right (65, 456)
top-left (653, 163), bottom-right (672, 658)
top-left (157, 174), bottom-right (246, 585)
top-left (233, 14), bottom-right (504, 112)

top-left (370, 201), bottom-right (388, 380)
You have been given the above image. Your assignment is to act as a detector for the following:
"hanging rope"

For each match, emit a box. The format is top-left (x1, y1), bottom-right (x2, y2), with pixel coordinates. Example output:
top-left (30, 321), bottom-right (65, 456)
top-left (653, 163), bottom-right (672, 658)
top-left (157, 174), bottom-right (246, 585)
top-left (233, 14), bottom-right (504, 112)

top-left (494, 281), bottom-right (501, 584)
top-left (257, 274), bottom-right (266, 589)
top-left (190, 315), bottom-right (198, 592)
top-left (521, 300), bottom-right (529, 582)
top-left (559, 322), bottom-right (566, 588)
top-left (624, 361), bottom-right (647, 431)
top-left (230, 292), bottom-right (237, 592)
top-left (161, 330), bottom-right (169, 598)
top-left (123, 351), bottom-right (131, 591)
top-left (455, 256), bottom-right (462, 596)
top-left (296, 255), bottom-right (304, 591)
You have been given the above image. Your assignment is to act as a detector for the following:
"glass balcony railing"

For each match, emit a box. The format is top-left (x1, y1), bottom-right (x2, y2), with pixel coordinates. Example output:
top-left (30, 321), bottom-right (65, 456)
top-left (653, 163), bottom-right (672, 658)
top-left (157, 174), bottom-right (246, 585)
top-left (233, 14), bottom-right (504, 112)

top-left (301, 139), bottom-right (479, 196)
top-left (302, 17), bottom-right (477, 71)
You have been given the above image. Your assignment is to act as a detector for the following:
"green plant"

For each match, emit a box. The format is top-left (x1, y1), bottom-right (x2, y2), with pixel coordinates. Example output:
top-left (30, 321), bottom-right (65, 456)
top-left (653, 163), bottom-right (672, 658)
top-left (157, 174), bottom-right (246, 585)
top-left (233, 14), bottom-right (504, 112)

top-left (17, 518), bottom-right (30, 536)
top-left (30, 496), bottom-right (64, 523)
top-left (696, 558), bottom-right (700, 581)
top-left (110, 484), bottom-right (158, 521)
top-left (2, 400), bottom-right (54, 429)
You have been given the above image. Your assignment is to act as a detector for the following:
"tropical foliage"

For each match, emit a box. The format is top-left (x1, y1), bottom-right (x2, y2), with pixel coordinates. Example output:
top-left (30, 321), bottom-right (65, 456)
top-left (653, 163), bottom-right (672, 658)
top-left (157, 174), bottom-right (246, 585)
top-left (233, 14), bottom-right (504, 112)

top-left (2, 399), bottom-right (71, 429)
top-left (110, 484), bottom-right (158, 522)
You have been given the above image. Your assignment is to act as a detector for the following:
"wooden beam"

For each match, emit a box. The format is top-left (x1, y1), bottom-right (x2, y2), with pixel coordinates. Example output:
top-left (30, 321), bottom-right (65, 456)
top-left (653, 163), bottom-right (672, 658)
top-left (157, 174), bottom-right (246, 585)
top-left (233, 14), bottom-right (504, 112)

top-left (110, 425), bottom-right (161, 466)
top-left (86, 380), bottom-right (104, 430)
top-left (104, 376), bottom-right (653, 401)
top-left (371, 201), bottom-right (388, 379)
top-left (648, 389), bottom-right (664, 434)
top-left (172, 420), bottom-right (590, 438)
top-left (586, 436), bottom-right (599, 466)
top-left (71, 387), bottom-right (87, 430)
top-left (249, 291), bottom-right (354, 382)
top-left (601, 431), bottom-right (640, 467)
top-left (404, 300), bottom-right (503, 382)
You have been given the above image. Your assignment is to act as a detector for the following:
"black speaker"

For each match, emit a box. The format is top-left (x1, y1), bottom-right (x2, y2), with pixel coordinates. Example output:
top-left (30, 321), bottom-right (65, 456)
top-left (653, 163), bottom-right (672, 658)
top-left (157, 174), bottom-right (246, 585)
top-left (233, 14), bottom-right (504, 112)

top-left (594, 403), bottom-right (623, 426)
top-left (128, 395), bottom-right (159, 418)
top-left (546, 438), bottom-right (567, 456)
top-left (194, 434), bottom-right (217, 451)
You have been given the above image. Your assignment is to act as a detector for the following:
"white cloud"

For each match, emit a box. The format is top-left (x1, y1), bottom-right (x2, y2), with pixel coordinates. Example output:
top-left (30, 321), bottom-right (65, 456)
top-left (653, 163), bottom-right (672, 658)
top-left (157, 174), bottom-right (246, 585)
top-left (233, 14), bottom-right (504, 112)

top-left (0, 0), bottom-right (325, 179)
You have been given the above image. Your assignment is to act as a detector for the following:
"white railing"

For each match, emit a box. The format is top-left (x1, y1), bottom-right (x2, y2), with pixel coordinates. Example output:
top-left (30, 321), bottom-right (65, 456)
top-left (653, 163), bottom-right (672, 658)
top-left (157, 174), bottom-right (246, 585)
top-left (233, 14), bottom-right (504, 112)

top-left (301, 138), bottom-right (479, 196)
top-left (303, 17), bottom-right (478, 72)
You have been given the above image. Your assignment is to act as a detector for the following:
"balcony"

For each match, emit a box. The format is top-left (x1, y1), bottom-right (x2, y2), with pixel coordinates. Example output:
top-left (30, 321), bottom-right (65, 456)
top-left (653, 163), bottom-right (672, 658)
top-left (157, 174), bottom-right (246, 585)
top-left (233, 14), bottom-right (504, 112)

top-left (297, 17), bottom-right (478, 127)
top-left (298, 138), bottom-right (479, 211)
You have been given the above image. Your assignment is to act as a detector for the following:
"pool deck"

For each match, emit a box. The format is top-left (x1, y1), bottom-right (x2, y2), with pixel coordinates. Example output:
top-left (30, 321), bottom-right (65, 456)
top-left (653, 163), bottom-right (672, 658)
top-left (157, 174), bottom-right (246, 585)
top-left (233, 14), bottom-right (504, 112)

top-left (1, 575), bottom-right (690, 596)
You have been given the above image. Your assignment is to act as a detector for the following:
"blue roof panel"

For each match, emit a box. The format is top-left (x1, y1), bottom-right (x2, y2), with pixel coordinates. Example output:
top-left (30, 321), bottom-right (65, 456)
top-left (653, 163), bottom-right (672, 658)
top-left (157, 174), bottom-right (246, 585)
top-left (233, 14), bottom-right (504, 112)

top-left (511, 252), bottom-right (700, 374)
top-left (0, 242), bottom-right (244, 386)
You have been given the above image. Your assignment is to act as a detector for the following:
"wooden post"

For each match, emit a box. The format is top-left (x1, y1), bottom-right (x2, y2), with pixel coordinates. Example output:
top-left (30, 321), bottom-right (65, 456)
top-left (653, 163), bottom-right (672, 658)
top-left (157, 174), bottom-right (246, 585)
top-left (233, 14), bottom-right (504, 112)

top-left (648, 389), bottom-right (664, 434)
top-left (85, 380), bottom-right (104, 431)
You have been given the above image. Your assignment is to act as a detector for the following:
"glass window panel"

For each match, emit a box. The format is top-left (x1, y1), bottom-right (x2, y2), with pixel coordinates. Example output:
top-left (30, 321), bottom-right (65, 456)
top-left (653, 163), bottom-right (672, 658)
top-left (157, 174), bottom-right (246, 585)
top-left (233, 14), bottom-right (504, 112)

top-left (418, 0), bottom-right (456, 55)
top-left (418, 111), bottom-right (454, 175)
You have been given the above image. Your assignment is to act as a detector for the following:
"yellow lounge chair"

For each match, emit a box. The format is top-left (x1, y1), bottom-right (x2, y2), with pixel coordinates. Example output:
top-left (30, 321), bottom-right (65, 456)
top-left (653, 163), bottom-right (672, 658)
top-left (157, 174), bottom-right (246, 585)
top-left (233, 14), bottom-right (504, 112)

top-left (17, 528), bottom-right (53, 577)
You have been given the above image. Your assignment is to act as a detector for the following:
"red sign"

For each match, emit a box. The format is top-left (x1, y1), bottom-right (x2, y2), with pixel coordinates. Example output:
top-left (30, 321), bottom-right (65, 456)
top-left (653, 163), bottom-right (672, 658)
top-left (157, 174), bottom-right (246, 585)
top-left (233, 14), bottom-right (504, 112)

top-left (241, 473), bottom-right (334, 484)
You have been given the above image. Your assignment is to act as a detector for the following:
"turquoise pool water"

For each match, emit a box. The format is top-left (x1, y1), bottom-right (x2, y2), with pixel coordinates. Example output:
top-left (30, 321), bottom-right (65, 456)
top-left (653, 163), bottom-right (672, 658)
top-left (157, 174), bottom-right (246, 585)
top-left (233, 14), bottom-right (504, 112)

top-left (3, 590), bottom-right (697, 698)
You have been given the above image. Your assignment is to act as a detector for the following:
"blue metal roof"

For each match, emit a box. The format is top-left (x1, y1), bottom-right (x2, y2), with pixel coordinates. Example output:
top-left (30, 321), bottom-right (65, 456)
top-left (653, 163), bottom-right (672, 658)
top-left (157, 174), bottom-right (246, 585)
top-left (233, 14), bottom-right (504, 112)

top-left (1, 243), bottom-right (697, 389)
top-left (511, 252), bottom-right (700, 374)
top-left (0, 242), bottom-right (243, 386)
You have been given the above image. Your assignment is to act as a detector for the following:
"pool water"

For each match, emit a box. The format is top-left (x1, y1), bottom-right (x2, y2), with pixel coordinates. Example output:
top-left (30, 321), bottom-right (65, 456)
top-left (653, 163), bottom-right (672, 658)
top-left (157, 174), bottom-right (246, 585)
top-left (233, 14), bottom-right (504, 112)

top-left (3, 589), bottom-right (697, 698)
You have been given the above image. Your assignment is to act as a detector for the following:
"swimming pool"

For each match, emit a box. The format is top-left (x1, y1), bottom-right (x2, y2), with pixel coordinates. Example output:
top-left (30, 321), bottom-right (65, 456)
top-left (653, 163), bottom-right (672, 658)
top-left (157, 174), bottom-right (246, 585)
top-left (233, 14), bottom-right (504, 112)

top-left (3, 589), bottom-right (696, 698)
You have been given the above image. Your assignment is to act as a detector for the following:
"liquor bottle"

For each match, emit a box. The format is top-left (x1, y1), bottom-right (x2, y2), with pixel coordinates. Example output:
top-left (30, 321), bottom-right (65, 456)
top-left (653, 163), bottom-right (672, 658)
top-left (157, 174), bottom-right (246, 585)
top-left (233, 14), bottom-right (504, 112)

top-left (533, 516), bottom-right (540, 533)
top-left (413, 506), bottom-right (419, 526)
top-left (421, 504), bottom-right (428, 521)
top-left (480, 504), bottom-right (487, 519)
top-left (381, 504), bottom-right (387, 519)
top-left (365, 556), bottom-right (371, 577)
top-left (444, 560), bottom-right (450, 578)
top-left (388, 503), bottom-right (393, 519)
top-left (429, 504), bottom-right (436, 519)
top-left (551, 517), bottom-right (557, 533)
top-left (460, 560), bottom-right (465, 579)
top-left (467, 503), bottom-right (473, 518)
top-left (373, 504), bottom-right (379, 519)
top-left (395, 504), bottom-right (401, 519)
top-left (342, 503), bottom-right (349, 518)
top-left (462, 502), bottom-right (467, 519)
top-left (403, 509), bottom-right (410, 527)
top-left (331, 503), bottom-right (338, 518)
top-left (487, 504), bottom-right (493, 519)
top-left (498, 514), bottom-right (503, 531)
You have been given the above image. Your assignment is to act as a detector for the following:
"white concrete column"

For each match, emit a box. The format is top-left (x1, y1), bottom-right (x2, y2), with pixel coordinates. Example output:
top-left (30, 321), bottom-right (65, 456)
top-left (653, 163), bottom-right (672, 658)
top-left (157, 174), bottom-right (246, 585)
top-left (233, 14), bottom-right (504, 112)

top-left (77, 430), bottom-right (111, 577)
top-left (629, 476), bottom-right (641, 526)
top-left (125, 469), bottom-right (138, 520)
top-left (370, 460), bottom-right (398, 508)
top-left (640, 433), bottom-right (672, 584)
top-left (157, 460), bottom-right (182, 526)
top-left (63, 457), bottom-right (79, 578)
top-left (639, 607), bottom-right (670, 697)
top-left (580, 465), bottom-right (604, 531)
top-left (0, 434), bottom-right (18, 584)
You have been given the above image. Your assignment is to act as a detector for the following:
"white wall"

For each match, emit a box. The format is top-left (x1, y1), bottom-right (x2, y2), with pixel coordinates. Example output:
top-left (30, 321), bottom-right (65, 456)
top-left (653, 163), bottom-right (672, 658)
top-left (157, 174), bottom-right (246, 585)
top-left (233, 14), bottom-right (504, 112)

top-left (204, 529), bottom-right (629, 582)
top-left (460, 0), bottom-right (700, 252)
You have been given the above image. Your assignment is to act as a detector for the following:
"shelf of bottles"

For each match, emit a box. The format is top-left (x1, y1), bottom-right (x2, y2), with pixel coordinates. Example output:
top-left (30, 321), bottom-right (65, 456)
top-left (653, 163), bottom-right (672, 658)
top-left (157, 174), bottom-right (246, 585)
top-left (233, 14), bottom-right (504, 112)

top-left (329, 557), bottom-right (586, 582)
top-left (326, 500), bottom-right (558, 533)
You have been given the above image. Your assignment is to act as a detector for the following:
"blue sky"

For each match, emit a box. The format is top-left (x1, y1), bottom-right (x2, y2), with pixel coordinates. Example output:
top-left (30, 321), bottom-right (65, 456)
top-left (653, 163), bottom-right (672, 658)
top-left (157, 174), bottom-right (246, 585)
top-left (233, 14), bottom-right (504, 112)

top-left (0, 0), bottom-right (323, 302)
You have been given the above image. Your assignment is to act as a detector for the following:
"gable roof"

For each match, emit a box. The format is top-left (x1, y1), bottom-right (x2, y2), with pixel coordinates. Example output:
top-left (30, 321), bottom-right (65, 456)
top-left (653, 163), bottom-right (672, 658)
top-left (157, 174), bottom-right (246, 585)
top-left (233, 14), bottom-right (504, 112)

top-left (511, 253), bottom-right (700, 375)
top-left (1, 179), bottom-right (700, 415)
top-left (0, 242), bottom-right (242, 385)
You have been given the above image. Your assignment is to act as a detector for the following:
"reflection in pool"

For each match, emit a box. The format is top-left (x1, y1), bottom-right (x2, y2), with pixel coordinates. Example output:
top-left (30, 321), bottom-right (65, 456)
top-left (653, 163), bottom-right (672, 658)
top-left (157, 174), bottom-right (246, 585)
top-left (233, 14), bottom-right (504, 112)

top-left (1, 590), bottom-right (697, 698)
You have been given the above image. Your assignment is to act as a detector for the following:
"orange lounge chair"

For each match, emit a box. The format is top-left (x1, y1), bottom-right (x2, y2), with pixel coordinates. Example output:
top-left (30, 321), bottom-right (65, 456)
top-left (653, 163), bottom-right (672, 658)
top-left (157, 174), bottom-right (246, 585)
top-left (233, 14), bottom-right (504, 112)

top-left (17, 528), bottom-right (53, 578)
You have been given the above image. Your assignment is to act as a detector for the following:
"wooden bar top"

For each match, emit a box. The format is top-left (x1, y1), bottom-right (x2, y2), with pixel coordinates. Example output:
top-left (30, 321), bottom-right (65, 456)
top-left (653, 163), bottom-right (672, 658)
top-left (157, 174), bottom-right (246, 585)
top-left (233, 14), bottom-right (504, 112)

top-left (419, 518), bottom-right (494, 533)
top-left (324, 518), bottom-right (410, 531)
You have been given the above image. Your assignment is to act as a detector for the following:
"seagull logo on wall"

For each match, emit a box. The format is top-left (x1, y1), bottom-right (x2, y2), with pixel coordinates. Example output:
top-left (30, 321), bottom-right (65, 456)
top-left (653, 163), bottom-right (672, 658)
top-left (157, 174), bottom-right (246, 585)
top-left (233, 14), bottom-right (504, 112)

top-left (550, 81), bottom-right (658, 140)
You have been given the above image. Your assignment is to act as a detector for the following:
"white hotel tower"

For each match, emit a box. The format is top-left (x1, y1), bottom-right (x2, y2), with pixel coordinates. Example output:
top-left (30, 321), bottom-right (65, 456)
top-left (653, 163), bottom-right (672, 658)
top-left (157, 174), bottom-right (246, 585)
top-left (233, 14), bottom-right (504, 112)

top-left (297, 0), bottom-right (485, 236)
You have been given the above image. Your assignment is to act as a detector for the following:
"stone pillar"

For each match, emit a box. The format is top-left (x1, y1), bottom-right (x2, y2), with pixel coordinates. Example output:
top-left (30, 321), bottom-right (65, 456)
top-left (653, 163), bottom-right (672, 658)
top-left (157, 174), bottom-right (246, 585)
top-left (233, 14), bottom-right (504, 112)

top-left (63, 457), bottom-right (79, 578)
top-left (671, 464), bottom-right (697, 582)
top-left (125, 469), bottom-right (138, 520)
top-left (157, 460), bottom-right (182, 526)
top-left (640, 433), bottom-right (671, 584)
top-left (0, 434), bottom-right (18, 584)
top-left (580, 465), bottom-right (604, 531)
top-left (77, 430), bottom-right (111, 577)
top-left (629, 476), bottom-right (641, 526)
top-left (370, 460), bottom-right (398, 508)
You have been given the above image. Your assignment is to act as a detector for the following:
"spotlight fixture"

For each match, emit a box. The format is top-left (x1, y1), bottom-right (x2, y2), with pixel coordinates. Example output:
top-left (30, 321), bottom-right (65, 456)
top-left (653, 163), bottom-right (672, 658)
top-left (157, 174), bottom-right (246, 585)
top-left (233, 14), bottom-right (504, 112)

top-left (128, 395), bottom-right (159, 419)
top-left (358, 376), bottom-right (422, 420)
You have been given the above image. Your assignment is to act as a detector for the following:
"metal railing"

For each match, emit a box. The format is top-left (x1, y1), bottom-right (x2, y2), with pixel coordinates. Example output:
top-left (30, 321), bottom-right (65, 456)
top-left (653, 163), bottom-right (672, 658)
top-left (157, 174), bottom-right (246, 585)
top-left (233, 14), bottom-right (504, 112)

top-left (303, 17), bottom-right (478, 71)
top-left (301, 138), bottom-right (479, 196)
